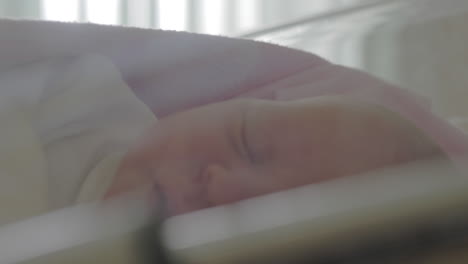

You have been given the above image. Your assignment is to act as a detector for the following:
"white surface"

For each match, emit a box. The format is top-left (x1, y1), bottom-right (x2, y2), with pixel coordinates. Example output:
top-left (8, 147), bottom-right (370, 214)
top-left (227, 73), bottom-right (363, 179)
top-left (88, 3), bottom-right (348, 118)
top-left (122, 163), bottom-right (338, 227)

top-left (253, 0), bottom-right (468, 119)
top-left (0, 191), bottom-right (153, 264)
top-left (0, 54), bottom-right (156, 226)
top-left (164, 157), bottom-right (465, 251)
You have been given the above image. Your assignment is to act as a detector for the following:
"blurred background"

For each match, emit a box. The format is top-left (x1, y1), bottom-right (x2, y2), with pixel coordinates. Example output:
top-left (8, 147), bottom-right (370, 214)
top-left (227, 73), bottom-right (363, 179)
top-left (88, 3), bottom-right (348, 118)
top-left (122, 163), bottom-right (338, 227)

top-left (0, 0), bottom-right (369, 36)
top-left (1, 0), bottom-right (468, 120)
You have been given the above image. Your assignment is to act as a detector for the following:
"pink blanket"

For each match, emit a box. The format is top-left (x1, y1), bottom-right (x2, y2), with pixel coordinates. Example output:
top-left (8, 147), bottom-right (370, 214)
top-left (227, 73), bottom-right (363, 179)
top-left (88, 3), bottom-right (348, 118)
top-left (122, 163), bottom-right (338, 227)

top-left (1, 19), bottom-right (468, 167)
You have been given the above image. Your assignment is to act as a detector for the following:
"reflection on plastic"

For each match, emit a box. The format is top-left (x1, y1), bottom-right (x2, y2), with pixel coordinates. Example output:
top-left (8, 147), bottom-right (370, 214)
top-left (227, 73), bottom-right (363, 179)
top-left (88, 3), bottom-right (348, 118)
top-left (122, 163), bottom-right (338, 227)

top-left (164, 157), bottom-right (468, 263)
top-left (0, 191), bottom-right (154, 264)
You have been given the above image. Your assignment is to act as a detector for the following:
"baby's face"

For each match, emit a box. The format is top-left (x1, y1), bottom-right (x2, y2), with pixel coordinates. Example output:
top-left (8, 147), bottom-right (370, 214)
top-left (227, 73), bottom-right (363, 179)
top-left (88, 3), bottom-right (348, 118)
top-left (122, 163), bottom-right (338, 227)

top-left (107, 97), bottom-right (438, 215)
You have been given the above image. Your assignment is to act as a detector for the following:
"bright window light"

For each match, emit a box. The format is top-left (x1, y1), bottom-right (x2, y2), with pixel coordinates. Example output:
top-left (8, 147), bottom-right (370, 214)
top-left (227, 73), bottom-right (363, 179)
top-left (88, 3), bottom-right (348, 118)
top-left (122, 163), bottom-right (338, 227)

top-left (128, 0), bottom-right (151, 28)
top-left (41, 0), bottom-right (79, 22)
top-left (86, 0), bottom-right (120, 25)
top-left (237, 0), bottom-right (259, 32)
top-left (201, 0), bottom-right (226, 35)
top-left (158, 0), bottom-right (188, 31)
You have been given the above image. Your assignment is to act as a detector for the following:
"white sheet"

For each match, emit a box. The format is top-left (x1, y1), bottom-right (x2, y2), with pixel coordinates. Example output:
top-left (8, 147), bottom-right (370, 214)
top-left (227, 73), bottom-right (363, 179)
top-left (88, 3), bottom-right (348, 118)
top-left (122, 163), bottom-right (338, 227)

top-left (0, 54), bottom-right (156, 225)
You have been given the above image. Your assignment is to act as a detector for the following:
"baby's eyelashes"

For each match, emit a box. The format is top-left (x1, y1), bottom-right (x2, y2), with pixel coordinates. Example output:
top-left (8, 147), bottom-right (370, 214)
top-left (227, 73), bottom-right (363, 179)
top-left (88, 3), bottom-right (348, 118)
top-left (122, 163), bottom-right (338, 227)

top-left (242, 136), bottom-right (256, 164)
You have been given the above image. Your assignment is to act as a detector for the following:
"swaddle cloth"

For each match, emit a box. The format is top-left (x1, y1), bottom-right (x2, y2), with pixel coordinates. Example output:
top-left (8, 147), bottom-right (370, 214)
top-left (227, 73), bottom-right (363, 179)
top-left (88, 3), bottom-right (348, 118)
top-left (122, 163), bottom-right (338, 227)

top-left (0, 53), bottom-right (157, 225)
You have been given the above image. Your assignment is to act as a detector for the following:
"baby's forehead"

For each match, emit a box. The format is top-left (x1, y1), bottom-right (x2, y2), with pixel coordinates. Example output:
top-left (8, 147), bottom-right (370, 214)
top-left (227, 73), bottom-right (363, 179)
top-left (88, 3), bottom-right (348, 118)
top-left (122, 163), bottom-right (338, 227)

top-left (248, 105), bottom-right (331, 157)
top-left (249, 99), bottom-right (339, 132)
top-left (247, 97), bottom-right (400, 154)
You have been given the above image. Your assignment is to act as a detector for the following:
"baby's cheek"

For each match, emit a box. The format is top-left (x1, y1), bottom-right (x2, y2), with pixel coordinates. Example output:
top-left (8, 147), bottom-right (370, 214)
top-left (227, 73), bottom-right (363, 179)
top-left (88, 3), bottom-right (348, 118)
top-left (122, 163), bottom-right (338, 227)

top-left (204, 166), bottom-right (270, 204)
top-left (205, 178), bottom-right (237, 206)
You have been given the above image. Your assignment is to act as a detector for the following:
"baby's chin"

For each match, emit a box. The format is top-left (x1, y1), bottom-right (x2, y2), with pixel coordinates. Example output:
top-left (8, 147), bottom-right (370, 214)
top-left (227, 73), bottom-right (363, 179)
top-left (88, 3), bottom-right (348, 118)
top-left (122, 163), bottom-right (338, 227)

top-left (104, 159), bottom-right (151, 199)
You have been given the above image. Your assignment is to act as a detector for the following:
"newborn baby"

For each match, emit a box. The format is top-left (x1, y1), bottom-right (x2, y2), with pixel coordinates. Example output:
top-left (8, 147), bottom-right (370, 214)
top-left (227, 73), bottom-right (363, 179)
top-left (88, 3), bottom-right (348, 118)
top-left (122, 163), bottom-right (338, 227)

top-left (0, 53), bottom-right (445, 226)
top-left (107, 96), bottom-right (441, 215)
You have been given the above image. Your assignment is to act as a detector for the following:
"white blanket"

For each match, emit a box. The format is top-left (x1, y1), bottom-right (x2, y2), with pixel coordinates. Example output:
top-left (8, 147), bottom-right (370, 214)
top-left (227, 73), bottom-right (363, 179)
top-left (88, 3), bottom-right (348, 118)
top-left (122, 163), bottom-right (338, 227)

top-left (0, 54), bottom-right (156, 225)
